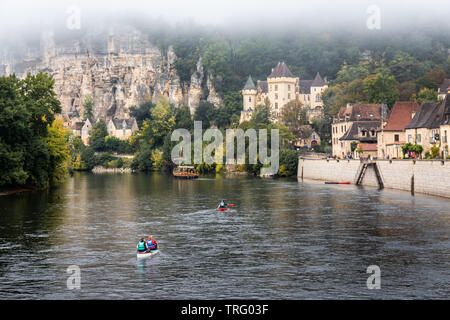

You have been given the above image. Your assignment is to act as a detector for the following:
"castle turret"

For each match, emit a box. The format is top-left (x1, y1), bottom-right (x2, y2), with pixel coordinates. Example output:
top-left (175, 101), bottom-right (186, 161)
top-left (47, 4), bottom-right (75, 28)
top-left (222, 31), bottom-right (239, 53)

top-left (241, 75), bottom-right (257, 122)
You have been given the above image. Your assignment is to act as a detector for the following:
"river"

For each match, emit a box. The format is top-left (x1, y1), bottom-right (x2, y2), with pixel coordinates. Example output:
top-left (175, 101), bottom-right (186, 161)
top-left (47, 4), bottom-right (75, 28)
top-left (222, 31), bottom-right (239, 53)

top-left (0, 172), bottom-right (449, 299)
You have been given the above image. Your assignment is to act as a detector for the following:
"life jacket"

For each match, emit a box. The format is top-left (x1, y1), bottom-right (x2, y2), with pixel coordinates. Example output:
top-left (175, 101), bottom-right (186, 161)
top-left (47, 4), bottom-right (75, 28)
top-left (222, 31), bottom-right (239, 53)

top-left (138, 241), bottom-right (146, 251)
top-left (147, 239), bottom-right (157, 249)
top-left (220, 202), bottom-right (225, 207)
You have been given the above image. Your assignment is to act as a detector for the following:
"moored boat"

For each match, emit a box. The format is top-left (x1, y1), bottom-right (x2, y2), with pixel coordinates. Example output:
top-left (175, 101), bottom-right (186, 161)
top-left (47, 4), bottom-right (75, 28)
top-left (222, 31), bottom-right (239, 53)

top-left (325, 181), bottom-right (351, 184)
top-left (173, 166), bottom-right (199, 179)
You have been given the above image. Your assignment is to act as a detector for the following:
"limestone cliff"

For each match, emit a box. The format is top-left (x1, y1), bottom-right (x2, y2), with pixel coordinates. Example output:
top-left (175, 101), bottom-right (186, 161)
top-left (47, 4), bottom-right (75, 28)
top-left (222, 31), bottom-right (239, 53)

top-left (0, 26), bottom-right (221, 119)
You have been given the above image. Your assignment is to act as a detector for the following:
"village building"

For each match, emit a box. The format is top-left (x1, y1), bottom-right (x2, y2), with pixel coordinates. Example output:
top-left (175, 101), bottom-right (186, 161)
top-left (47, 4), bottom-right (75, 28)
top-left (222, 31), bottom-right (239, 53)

top-left (81, 118), bottom-right (97, 145)
top-left (331, 103), bottom-right (383, 158)
top-left (106, 118), bottom-right (139, 140)
top-left (70, 121), bottom-right (84, 138)
top-left (240, 62), bottom-right (328, 123)
top-left (377, 102), bottom-right (419, 159)
top-left (293, 125), bottom-right (321, 148)
top-left (438, 78), bottom-right (450, 100)
top-left (404, 101), bottom-right (443, 157)
top-left (439, 96), bottom-right (450, 158)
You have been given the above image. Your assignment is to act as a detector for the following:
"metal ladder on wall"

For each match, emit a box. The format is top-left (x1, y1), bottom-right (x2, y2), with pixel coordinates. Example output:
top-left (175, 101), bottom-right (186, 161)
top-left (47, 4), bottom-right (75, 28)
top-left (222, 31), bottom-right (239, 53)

top-left (355, 161), bottom-right (384, 189)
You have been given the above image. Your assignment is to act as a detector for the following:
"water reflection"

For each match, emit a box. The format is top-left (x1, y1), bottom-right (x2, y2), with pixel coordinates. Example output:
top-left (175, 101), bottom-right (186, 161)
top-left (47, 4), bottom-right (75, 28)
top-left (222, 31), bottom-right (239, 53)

top-left (0, 172), bottom-right (449, 299)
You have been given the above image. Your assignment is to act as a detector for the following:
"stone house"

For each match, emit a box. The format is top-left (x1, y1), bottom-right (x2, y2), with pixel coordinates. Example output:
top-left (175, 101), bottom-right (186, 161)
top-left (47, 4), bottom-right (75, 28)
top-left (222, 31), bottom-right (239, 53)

top-left (404, 102), bottom-right (442, 157)
top-left (439, 96), bottom-right (450, 158)
top-left (339, 121), bottom-right (380, 159)
top-left (294, 125), bottom-right (321, 148)
top-left (81, 118), bottom-right (97, 145)
top-left (106, 118), bottom-right (139, 140)
top-left (240, 62), bottom-right (328, 123)
top-left (438, 78), bottom-right (450, 100)
top-left (377, 102), bottom-right (419, 159)
top-left (71, 121), bottom-right (84, 138)
top-left (331, 103), bottom-right (383, 158)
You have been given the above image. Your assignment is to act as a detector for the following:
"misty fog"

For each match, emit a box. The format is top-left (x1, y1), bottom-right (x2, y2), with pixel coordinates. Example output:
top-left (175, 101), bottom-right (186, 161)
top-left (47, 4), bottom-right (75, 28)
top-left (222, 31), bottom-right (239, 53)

top-left (0, 0), bottom-right (449, 44)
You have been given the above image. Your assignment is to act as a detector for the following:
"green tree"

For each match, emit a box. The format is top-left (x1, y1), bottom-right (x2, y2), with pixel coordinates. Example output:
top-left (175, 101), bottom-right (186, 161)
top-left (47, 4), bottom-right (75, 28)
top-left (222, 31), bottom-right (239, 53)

top-left (194, 101), bottom-right (215, 129)
top-left (280, 100), bottom-right (309, 138)
top-left (249, 101), bottom-right (270, 127)
top-left (46, 118), bottom-right (70, 185)
top-left (129, 100), bottom-right (155, 127)
top-left (175, 105), bottom-right (193, 130)
top-left (412, 88), bottom-right (439, 104)
top-left (89, 121), bottom-right (108, 152)
top-left (82, 95), bottom-right (94, 121)
top-left (363, 73), bottom-right (399, 108)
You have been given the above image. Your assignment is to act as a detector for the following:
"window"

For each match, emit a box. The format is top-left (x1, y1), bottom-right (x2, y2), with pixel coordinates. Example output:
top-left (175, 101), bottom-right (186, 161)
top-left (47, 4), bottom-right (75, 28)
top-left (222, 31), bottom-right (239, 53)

top-left (408, 134), bottom-right (412, 143)
top-left (445, 130), bottom-right (448, 143)
top-left (315, 95), bottom-right (321, 102)
top-left (275, 93), bottom-right (278, 100)
top-left (249, 97), bottom-right (251, 102)
top-left (371, 130), bottom-right (375, 137)
top-left (288, 93), bottom-right (291, 99)
top-left (394, 134), bottom-right (399, 142)
top-left (417, 134), bottom-right (421, 143)
top-left (275, 103), bottom-right (278, 109)
top-left (288, 85), bottom-right (291, 91)
top-left (275, 85), bottom-right (278, 91)
top-left (361, 130), bottom-right (366, 137)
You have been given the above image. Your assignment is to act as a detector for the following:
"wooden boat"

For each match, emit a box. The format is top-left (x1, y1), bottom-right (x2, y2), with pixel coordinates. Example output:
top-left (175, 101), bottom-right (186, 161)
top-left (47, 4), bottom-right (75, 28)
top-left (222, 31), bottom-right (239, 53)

top-left (172, 166), bottom-right (199, 179)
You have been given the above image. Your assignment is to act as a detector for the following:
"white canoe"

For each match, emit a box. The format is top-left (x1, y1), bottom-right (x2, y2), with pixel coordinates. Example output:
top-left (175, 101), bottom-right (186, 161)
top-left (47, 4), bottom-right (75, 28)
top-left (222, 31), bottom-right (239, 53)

top-left (136, 250), bottom-right (159, 260)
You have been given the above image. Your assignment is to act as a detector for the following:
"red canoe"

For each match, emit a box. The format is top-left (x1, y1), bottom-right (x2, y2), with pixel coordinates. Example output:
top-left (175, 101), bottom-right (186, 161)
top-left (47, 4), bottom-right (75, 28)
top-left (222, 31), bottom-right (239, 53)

top-left (218, 207), bottom-right (227, 211)
top-left (325, 181), bottom-right (351, 184)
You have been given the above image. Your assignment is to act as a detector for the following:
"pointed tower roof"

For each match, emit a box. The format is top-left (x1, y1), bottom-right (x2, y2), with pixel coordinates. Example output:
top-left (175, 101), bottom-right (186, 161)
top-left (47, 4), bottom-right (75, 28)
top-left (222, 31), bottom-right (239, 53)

top-left (268, 62), bottom-right (294, 78)
top-left (243, 75), bottom-right (257, 90)
top-left (311, 72), bottom-right (326, 87)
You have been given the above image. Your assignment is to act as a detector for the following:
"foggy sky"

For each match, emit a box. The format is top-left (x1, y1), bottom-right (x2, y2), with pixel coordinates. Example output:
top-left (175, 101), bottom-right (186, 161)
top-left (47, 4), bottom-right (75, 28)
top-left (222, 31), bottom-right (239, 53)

top-left (0, 0), bottom-right (449, 41)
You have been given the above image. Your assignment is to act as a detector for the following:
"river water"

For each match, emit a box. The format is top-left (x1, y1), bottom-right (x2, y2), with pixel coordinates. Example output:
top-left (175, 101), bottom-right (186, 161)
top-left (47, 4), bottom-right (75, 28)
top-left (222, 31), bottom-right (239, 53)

top-left (0, 172), bottom-right (449, 299)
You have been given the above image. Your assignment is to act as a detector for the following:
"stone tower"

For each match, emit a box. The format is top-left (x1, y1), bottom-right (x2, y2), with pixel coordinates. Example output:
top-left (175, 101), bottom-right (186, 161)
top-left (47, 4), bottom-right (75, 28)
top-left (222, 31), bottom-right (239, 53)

top-left (241, 75), bottom-right (257, 122)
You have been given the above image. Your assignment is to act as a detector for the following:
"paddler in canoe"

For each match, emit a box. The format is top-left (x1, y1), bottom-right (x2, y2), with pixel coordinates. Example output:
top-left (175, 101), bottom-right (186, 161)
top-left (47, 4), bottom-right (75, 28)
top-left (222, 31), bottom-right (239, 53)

top-left (217, 200), bottom-right (227, 210)
top-left (137, 237), bottom-right (148, 253)
top-left (147, 235), bottom-right (158, 251)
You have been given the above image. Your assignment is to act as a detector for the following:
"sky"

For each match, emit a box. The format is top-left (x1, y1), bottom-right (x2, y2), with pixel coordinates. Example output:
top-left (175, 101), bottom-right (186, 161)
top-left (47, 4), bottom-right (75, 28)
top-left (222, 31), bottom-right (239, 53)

top-left (0, 0), bottom-right (449, 40)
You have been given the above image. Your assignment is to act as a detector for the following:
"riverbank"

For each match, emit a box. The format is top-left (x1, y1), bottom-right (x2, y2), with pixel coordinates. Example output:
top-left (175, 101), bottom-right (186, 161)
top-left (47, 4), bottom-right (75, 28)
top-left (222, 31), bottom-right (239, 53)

top-left (0, 186), bottom-right (39, 196)
top-left (298, 157), bottom-right (450, 199)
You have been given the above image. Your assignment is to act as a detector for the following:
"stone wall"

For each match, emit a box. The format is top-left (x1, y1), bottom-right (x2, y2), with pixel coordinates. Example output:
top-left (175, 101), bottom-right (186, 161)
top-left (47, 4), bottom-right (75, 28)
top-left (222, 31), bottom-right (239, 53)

top-left (298, 157), bottom-right (450, 198)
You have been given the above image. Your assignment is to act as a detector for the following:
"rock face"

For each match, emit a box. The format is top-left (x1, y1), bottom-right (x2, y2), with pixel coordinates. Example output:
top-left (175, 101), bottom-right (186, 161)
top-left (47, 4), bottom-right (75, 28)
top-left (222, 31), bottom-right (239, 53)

top-left (0, 25), bottom-right (220, 119)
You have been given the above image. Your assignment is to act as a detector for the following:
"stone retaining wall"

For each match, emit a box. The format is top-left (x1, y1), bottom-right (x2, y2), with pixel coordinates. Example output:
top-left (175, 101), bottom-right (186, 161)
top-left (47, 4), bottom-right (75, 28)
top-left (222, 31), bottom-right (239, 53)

top-left (298, 158), bottom-right (450, 198)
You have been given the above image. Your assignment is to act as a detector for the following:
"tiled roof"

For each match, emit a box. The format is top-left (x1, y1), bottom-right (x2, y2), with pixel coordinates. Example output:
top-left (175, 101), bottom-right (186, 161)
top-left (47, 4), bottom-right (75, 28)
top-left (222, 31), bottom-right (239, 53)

top-left (111, 118), bottom-right (136, 130)
top-left (383, 102), bottom-right (420, 131)
top-left (299, 80), bottom-right (313, 94)
top-left (311, 72), bottom-right (326, 87)
top-left (441, 96), bottom-right (450, 125)
top-left (405, 102), bottom-right (441, 129)
top-left (336, 104), bottom-right (383, 122)
top-left (243, 75), bottom-right (256, 90)
top-left (257, 80), bottom-right (268, 93)
top-left (71, 121), bottom-right (84, 130)
top-left (268, 62), bottom-right (295, 78)
top-left (439, 79), bottom-right (450, 93)
top-left (340, 121), bottom-right (381, 141)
